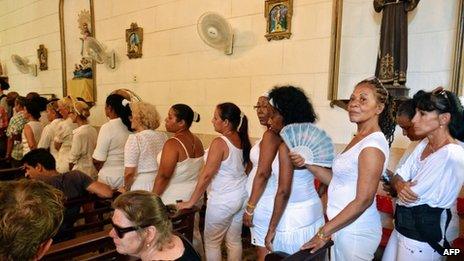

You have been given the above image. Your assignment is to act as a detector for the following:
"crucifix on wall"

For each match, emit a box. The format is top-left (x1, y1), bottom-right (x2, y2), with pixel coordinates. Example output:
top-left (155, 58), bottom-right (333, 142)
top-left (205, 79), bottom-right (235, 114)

top-left (374, 0), bottom-right (420, 98)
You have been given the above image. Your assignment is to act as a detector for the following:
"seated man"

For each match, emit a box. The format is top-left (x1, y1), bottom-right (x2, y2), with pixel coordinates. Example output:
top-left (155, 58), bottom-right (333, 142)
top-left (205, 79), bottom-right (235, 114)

top-left (0, 179), bottom-right (64, 261)
top-left (22, 148), bottom-right (113, 241)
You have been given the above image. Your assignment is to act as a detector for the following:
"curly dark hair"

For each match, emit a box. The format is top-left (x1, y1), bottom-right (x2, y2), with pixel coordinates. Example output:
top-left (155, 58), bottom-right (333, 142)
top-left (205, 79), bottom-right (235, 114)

top-left (397, 99), bottom-right (416, 120)
top-left (413, 88), bottom-right (464, 141)
top-left (356, 78), bottom-right (396, 147)
top-left (267, 85), bottom-right (317, 125)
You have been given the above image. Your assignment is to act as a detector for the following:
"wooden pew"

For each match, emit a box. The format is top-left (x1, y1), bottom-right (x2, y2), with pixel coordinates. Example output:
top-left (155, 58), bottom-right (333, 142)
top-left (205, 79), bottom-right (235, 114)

top-left (44, 206), bottom-right (199, 260)
top-left (0, 166), bottom-right (24, 181)
top-left (265, 240), bottom-right (333, 261)
top-left (43, 230), bottom-right (114, 261)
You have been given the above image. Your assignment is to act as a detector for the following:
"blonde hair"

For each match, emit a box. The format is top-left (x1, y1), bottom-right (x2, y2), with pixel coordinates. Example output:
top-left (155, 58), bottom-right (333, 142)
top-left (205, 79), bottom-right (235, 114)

top-left (58, 96), bottom-right (74, 112)
top-left (0, 180), bottom-right (64, 261)
top-left (72, 100), bottom-right (91, 119)
top-left (130, 101), bottom-right (161, 130)
top-left (112, 191), bottom-right (172, 251)
top-left (47, 100), bottom-right (62, 118)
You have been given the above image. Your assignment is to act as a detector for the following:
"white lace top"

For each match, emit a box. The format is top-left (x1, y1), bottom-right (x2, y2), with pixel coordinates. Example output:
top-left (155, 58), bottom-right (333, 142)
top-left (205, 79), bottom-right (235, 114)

top-left (124, 130), bottom-right (167, 173)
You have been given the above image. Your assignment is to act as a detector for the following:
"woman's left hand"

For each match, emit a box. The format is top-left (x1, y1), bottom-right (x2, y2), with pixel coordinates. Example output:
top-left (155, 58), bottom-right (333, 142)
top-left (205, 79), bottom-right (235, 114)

top-left (264, 229), bottom-right (276, 252)
top-left (300, 234), bottom-right (329, 253)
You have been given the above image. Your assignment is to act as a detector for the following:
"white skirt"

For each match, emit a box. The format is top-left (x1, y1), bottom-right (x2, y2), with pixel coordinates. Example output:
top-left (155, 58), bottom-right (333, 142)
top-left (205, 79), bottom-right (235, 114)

top-left (272, 197), bottom-right (325, 255)
top-left (130, 171), bottom-right (155, 191)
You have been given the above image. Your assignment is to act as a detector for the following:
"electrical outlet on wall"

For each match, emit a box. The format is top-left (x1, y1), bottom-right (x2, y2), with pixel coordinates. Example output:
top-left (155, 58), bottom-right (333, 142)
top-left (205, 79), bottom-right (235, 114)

top-left (132, 74), bottom-right (138, 83)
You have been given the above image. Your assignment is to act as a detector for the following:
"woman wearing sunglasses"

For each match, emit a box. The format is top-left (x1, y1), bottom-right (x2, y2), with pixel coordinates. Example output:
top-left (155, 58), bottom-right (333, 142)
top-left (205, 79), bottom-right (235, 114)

top-left (383, 88), bottom-right (464, 261)
top-left (110, 190), bottom-right (200, 261)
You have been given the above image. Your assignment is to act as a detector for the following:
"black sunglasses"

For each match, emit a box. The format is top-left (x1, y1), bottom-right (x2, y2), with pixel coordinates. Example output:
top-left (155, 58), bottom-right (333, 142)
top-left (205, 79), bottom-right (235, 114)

top-left (111, 221), bottom-right (150, 238)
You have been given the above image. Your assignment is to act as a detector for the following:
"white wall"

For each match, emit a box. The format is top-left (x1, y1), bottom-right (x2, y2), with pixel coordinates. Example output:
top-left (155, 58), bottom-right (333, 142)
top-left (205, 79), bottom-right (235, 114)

top-left (0, 0), bottom-right (459, 147)
top-left (0, 0), bottom-right (62, 96)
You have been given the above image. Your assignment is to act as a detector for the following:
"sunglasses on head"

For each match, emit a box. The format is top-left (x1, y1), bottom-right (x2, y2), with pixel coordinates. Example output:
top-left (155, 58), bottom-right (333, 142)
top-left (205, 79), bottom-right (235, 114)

top-left (111, 221), bottom-right (150, 238)
top-left (431, 87), bottom-right (450, 111)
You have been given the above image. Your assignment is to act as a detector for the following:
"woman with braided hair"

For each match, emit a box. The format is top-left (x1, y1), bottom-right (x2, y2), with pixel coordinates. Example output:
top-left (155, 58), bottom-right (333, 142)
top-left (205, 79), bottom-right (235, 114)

top-left (290, 77), bottom-right (396, 260)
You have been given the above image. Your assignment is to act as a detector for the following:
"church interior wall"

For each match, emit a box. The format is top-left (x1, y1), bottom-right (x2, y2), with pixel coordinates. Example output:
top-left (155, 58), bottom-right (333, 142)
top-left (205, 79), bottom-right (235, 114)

top-left (0, 0), bottom-right (460, 149)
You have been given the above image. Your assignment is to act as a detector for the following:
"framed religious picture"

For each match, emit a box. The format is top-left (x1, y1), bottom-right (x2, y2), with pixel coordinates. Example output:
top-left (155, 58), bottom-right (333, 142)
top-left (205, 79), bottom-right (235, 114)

top-left (265, 0), bottom-right (293, 41)
top-left (126, 23), bottom-right (143, 59)
top-left (37, 44), bottom-right (48, 71)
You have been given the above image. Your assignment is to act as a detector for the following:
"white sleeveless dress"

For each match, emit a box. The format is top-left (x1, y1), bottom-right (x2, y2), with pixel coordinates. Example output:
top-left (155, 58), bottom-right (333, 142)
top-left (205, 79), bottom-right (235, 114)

top-left (204, 136), bottom-right (247, 261)
top-left (247, 139), bottom-right (281, 247)
top-left (328, 132), bottom-right (389, 261)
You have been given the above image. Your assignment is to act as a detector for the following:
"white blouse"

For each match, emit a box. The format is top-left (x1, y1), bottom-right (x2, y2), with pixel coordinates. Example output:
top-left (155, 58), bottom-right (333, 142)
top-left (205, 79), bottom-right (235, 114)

top-left (69, 124), bottom-right (98, 178)
top-left (396, 139), bottom-right (464, 208)
top-left (93, 118), bottom-right (131, 177)
top-left (124, 130), bottom-right (167, 173)
top-left (38, 118), bottom-right (63, 159)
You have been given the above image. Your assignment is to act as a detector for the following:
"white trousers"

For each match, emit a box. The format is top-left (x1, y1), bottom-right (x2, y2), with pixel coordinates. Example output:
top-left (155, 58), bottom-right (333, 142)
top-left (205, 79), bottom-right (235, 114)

top-left (331, 227), bottom-right (381, 261)
top-left (204, 194), bottom-right (246, 261)
top-left (382, 229), bottom-right (443, 261)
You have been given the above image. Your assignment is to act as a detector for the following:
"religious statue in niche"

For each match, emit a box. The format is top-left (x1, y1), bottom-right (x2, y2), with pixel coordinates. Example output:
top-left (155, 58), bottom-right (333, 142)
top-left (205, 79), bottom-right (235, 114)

top-left (37, 44), bottom-right (48, 71)
top-left (126, 23), bottom-right (143, 59)
top-left (73, 57), bottom-right (93, 79)
top-left (78, 9), bottom-right (93, 56)
top-left (265, 0), bottom-right (293, 41)
top-left (374, 0), bottom-right (420, 96)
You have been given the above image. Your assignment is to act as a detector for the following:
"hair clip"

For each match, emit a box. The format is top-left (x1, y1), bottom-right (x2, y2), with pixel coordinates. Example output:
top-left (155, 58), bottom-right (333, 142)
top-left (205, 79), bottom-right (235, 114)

top-left (193, 111), bottom-right (200, 122)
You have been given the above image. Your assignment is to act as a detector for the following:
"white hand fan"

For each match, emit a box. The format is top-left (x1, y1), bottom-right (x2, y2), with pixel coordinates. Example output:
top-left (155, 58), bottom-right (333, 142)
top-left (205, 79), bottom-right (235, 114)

top-left (280, 123), bottom-right (335, 167)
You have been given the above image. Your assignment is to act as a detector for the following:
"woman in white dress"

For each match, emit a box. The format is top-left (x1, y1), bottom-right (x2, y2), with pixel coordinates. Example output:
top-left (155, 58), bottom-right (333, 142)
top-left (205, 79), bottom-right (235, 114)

top-left (384, 88), bottom-right (464, 261)
top-left (54, 96), bottom-right (77, 173)
top-left (292, 78), bottom-right (396, 260)
top-left (256, 86), bottom-right (325, 255)
top-left (68, 100), bottom-right (98, 179)
top-left (93, 94), bottom-right (132, 189)
top-left (153, 104), bottom-right (204, 257)
top-left (178, 102), bottom-right (251, 261)
top-left (243, 95), bottom-right (281, 260)
top-left (123, 101), bottom-right (167, 192)
top-left (22, 98), bottom-right (43, 155)
top-left (38, 100), bottom-right (63, 159)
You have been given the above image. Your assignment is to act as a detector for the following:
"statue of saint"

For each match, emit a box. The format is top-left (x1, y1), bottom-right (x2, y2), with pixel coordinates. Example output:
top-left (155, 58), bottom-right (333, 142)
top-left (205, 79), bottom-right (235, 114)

top-left (374, 0), bottom-right (420, 86)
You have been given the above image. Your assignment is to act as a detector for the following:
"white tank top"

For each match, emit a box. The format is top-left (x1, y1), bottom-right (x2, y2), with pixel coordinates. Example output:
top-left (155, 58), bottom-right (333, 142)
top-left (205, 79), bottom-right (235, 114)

top-left (156, 137), bottom-right (204, 205)
top-left (22, 121), bottom-right (43, 155)
top-left (207, 136), bottom-right (246, 198)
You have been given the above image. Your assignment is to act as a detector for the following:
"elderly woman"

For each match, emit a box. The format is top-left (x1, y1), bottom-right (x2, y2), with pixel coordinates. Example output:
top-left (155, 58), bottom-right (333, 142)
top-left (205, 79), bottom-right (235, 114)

top-left (110, 190), bottom-right (200, 260)
top-left (383, 88), bottom-right (464, 261)
top-left (54, 96), bottom-right (77, 173)
top-left (68, 100), bottom-right (98, 179)
top-left (292, 78), bottom-right (396, 260)
top-left (123, 101), bottom-right (167, 191)
top-left (38, 100), bottom-right (63, 159)
top-left (243, 94), bottom-right (281, 260)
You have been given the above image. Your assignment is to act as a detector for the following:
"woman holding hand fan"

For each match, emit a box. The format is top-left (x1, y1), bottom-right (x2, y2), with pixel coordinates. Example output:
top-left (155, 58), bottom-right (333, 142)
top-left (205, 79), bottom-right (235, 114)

top-left (262, 86), bottom-right (327, 254)
top-left (291, 78), bottom-right (396, 260)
